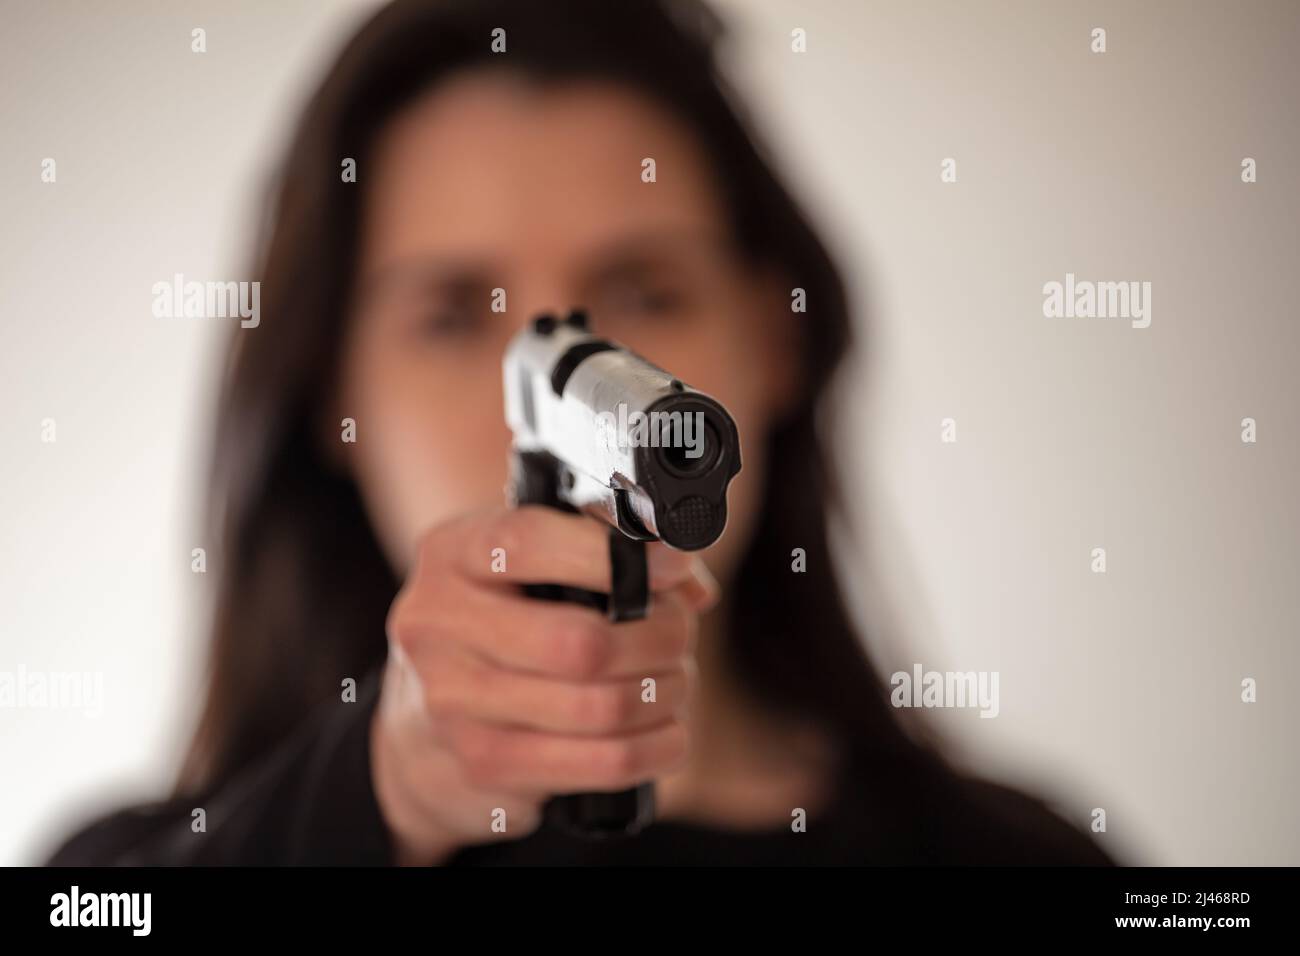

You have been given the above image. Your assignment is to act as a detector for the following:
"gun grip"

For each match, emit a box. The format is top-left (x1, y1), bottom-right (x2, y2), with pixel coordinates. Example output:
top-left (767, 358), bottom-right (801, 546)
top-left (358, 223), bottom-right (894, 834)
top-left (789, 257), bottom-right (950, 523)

top-left (541, 529), bottom-right (655, 839)
top-left (511, 451), bottom-right (656, 838)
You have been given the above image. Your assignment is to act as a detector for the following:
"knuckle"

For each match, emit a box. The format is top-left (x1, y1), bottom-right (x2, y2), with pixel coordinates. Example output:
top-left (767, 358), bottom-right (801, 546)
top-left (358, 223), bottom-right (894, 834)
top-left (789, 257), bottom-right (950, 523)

top-left (550, 616), bottom-right (610, 678)
top-left (388, 584), bottom-right (462, 660)
top-left (484, 508), bottom-right (528, 563)
top-left (462, 759), bottom-right (498, 789)
top-left (597, 738), bottom-right (640, 782)
top-left (414, 523), bottom-right (448, 572)
top-left (428, 652), bottom-right (488, 718)
top-left (449, 723), bottom-right (499, 785)
top-left (423, 681), bottom-right (456, 720)
top-left (386, 595), bottom-right (417, 655)
top-left (573, 685), bottom-right (633, 732)
top-left (462, 654), bottom-right (493, 694)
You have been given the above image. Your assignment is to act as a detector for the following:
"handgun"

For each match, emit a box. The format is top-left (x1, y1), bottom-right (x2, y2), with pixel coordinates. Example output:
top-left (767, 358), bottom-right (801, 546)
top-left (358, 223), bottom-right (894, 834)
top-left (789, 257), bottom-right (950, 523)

top-left (502, 308), bottom-right (742, 838)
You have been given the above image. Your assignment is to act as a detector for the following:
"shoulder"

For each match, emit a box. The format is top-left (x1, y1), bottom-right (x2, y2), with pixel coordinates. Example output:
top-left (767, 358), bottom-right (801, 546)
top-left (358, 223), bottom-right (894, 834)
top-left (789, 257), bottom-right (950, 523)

top-left (44, 798), bottom-right (196, 866)
top-left (831, 745), bottom-right (1117, 865)
top-left (47, 668), bottom-right (392, 866)
top-left (900, 760), bottom-right (1118, 865)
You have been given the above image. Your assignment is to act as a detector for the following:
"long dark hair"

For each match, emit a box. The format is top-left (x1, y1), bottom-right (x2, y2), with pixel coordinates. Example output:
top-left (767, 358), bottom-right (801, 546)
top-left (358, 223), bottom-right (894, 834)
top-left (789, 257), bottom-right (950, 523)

top-left (175, 0), bottom-right (951, 799)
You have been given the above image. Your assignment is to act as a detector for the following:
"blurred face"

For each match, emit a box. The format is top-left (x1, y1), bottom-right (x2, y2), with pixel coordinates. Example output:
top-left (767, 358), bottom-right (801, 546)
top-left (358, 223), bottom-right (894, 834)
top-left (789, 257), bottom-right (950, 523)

top-left (333, 70), bottom-right (798, 584)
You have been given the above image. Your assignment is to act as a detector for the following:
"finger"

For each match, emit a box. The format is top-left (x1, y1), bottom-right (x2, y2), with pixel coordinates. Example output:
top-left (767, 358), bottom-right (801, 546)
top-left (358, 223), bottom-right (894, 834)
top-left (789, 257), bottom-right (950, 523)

top-left (446, 716), bottom-right (689, 792)
top-left (430, 582), bottom-right (699, 679)
top-left (382, 715), bottom-right (551, 837)
top-left (672, 558), bottom-right (719, 612)
top-left (423, 641), bottom-right (692, 735)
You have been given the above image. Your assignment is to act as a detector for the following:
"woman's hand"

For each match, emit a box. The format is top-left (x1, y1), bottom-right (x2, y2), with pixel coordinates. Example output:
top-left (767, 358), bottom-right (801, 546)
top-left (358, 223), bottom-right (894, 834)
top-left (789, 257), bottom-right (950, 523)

top-left (370, 505), bottom-right (717, 865)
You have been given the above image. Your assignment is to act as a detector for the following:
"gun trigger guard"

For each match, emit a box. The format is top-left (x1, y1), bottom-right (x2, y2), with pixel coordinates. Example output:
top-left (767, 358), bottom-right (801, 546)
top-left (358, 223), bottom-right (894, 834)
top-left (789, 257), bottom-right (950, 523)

top-left (607, 529), bottom-right (649, 623)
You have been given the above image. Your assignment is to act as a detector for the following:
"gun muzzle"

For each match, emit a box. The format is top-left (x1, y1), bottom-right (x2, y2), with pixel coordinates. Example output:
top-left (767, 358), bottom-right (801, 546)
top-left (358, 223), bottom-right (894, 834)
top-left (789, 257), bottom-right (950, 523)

top-left (503, 309), bottom-right (741, 551)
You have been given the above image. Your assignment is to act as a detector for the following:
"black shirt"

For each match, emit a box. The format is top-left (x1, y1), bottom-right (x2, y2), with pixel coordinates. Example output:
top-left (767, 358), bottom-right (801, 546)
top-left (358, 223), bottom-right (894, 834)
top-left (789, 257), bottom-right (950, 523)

top-left (43, 667), bottom-right (1117, 866)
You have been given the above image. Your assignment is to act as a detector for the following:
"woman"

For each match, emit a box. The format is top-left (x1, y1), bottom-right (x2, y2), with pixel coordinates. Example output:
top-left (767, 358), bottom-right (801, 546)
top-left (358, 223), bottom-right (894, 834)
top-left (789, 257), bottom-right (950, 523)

top-left (46, 0), bottom-right (1114, 866)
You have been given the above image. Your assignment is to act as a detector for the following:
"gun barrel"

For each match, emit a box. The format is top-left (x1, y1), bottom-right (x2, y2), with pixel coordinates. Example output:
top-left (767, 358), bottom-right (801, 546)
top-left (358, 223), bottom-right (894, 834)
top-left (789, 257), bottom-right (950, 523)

top-left (503, 310), bottom-right (741, 550)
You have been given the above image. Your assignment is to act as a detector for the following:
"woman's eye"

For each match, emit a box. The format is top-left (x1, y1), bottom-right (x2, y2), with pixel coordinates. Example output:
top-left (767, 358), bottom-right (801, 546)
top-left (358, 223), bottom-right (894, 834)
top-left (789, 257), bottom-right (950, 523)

top-left (416, 307), bottom-right (483, 339)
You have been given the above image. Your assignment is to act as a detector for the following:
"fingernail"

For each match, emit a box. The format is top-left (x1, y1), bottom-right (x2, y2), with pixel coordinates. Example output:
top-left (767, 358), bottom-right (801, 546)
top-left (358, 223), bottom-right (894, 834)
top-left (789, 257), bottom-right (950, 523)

top-left (647, 544), bottom-right (694, 584)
